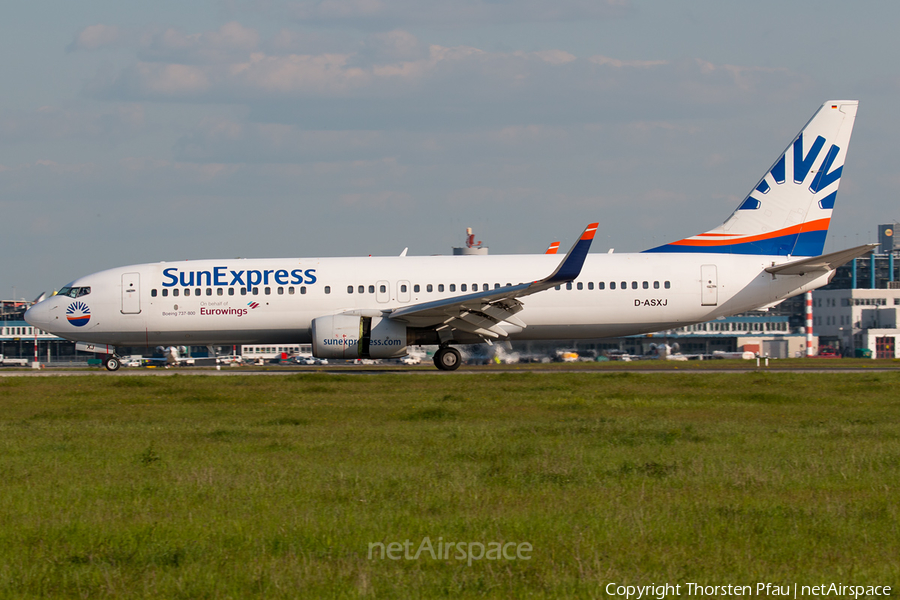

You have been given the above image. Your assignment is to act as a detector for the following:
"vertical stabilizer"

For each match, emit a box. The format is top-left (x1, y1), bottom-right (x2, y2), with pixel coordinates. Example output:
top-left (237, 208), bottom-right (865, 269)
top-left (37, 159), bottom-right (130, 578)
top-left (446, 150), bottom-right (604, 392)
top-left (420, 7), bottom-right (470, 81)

top-left (645, 101), bottom-right (858, 256)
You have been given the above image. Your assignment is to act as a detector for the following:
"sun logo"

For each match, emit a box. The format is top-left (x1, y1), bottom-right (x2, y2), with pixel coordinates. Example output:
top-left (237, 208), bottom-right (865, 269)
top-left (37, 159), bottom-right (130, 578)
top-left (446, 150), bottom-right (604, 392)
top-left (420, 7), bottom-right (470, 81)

top-left (66, 301), bottom-right (91, 327)
top-left (739, 133), bottom-right (843, 212)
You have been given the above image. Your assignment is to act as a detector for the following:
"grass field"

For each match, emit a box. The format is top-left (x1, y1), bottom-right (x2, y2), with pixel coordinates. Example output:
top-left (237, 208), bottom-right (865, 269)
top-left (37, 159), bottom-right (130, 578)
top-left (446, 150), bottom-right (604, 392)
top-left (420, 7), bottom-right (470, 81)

top-left (1, 372), bottom-right (898, 598)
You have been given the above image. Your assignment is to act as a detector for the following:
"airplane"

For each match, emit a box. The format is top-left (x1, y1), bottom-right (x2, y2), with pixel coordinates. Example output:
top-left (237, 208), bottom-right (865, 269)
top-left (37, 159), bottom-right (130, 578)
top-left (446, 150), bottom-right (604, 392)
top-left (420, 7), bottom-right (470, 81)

top-left (26, 100), bottom-right (876, 371)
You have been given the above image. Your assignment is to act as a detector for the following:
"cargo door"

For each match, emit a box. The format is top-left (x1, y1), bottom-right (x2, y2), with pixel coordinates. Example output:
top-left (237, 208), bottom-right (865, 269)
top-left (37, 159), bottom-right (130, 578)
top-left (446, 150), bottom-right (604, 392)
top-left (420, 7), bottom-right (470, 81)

top-left (700, 264), bottom-right (718, 306)
top-left (121, 272), bottom-right (141, 314)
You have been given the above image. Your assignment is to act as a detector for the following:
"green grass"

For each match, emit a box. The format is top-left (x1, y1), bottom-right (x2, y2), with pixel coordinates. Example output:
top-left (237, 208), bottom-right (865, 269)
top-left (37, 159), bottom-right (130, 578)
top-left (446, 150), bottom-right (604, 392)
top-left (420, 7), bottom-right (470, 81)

top-left (0, 372), bottom-right (898, 598)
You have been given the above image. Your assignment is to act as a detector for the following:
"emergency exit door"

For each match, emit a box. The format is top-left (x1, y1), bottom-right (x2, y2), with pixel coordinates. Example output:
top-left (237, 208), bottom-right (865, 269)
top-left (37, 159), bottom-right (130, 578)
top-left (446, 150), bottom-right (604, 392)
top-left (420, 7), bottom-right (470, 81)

top-left (700, 265), bottom-right (718, 306)
top-left (121, 272), bottom-right (141, 314)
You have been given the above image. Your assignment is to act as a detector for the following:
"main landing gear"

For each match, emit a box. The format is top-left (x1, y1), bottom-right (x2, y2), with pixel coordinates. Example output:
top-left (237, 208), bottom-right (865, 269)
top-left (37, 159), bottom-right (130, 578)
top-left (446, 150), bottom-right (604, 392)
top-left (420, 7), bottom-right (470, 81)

top-left (433, 346), bottom-right (461, 371)
top-left (102, 355), bottom-right (121, 371)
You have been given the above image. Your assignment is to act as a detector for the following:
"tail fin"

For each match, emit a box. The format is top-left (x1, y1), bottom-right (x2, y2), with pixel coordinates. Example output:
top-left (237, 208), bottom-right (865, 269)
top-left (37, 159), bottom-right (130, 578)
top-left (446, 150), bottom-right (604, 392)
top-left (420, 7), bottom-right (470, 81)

top-left (645, 100), bottom-right (858, 256)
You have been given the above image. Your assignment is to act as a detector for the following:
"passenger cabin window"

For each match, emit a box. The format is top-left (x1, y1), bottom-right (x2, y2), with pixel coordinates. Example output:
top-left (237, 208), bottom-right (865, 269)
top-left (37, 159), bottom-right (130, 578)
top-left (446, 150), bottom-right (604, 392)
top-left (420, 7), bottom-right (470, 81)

top-left (368, 285), bottom-right (375, 293)
top-left (162, 289), bottom-right (168, 297)
top-left (427, 284), bottom-right (433, 292)
top-left (348, 285), bottom-right (354, 294)
top-left (598, 282), bottom-right (605, 290)
top-left (151, 289), bottom-right (157, 297)
top-left (401, 284), bottom-right (407, 293)
top-left (325, 286), bottom-right (331, 294)
top-left (206, 288), bottom-right (213, 296)
top-left (379, 284), bottom-right (386, 293)
top-left (218, 288), bottom-right (224, 296)
top-left (566, 282), bottom-right (573, 290)
top-left (588, 282), bottom-right (594, 290)
top-left (610, 282), bottom-right (616, 290)
top-left (654, 281), bottom-right (659, 289)
top-left (173, 289), bottom-right (180, 297)
top-left (461, 284), bottom-right (467, 292)
top-left (185, 289), bottom-right (191, 296)
top-left (277, 287), bottom-right (284, 295)
top-left (229, 288), bottom-right (235, 296)
top-left (577, 282), bottom-right (583, 290)
top-left (642, 281), bottom-right (649, 289)
top-left (449, 284), bottom-right (456, 292)
top-left (240, 288), bottom-right (246, 295)
top-left (301, 287), bottom-right (307, 294)
top-left (288, 287), bottom-right (295, 294)
top-left (438, 284), bottom-right (444, 292)
top-left (414, 284), bottom-right (420, 293)
top-left (358, 285), bottom-right (364, 294)
top-left (631, 281), bottom-right (638, 290)
top-left (264, 287), bottom-right (271, 295)
top-left (664, 281), bottom-right (671, 289)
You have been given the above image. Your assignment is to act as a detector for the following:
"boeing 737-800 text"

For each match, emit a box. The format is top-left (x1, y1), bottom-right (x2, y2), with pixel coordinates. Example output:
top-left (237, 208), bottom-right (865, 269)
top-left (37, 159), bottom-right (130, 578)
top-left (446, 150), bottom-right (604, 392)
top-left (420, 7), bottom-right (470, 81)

top-left (26, 100), bottom-right (874, 370)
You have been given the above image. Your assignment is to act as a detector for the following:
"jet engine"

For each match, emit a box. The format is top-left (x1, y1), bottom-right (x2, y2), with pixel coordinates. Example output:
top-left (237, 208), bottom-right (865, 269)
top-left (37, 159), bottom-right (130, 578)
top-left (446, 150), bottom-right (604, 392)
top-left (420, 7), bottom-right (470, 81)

top-left (311, 315), bottom-right (408, 359)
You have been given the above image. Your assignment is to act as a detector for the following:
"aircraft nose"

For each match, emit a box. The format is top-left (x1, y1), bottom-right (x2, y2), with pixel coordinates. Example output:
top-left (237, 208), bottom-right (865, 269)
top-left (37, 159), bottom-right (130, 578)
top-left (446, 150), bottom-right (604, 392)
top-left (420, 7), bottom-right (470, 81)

top-left (24, 301), bottom-right (49, 330)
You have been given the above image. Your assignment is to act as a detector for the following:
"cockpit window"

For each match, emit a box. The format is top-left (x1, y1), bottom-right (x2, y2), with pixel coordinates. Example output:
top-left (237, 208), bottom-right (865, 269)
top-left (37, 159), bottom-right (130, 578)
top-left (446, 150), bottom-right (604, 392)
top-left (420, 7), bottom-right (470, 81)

top-left (56, 286), bottom-right (90, 298)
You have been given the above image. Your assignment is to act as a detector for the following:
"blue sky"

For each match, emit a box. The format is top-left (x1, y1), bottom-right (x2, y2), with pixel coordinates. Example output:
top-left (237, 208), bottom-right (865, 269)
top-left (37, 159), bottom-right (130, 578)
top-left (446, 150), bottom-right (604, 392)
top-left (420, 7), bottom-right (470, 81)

top-left (3, 0), bottom-right (898, 298)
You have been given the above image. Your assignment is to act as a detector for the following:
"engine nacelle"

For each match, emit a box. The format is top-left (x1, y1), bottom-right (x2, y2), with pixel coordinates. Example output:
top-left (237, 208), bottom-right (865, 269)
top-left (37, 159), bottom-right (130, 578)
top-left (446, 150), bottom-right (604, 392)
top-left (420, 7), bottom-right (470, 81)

top-left (311, 314), bottom-right (407, 359)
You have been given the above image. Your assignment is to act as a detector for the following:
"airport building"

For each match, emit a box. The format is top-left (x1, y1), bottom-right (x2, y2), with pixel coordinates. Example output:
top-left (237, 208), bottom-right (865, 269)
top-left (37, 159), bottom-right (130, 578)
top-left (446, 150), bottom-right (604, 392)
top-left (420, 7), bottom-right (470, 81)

top-left (808, 223), bottom-right (900, 358)
top-left (811, 289), bottom-right (900, 358)
top-left (509, 314), bottom-right (808, 360)
top-left (1, 300), bottom-right (76, 363)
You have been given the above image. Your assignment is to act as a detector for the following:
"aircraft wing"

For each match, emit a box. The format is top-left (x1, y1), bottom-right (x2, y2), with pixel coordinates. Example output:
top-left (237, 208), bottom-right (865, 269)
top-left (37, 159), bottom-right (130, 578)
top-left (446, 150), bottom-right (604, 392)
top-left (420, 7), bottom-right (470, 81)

top-left (386, 223), bottom-right (598, 339)
top-left (764, 243), bottom-right (878, 276)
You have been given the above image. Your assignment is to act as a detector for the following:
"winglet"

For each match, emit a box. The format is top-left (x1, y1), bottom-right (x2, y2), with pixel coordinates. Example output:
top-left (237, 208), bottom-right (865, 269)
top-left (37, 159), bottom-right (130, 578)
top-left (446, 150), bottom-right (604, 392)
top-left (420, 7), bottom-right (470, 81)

top-left (387, 222), bottom-right (599, 323)
top-left (545, 242), bottom-right (560, 255)
top-left (544, 223), bottom-right (598, 284)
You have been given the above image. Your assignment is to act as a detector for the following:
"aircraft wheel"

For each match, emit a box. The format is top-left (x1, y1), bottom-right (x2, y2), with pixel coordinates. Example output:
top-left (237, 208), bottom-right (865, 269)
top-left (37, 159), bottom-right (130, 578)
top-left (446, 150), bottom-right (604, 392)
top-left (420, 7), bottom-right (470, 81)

top-left (434, 347), bottom-right (461, 371)
top-left (104, 356), bottom-right (121, 371)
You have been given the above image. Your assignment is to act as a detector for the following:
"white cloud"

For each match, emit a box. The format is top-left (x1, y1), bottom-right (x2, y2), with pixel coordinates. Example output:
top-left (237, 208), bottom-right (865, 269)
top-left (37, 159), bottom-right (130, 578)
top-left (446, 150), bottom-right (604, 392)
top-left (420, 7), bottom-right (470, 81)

top-left (137, 22), bottom-right (260, 64)
top-left (68, 24), bottom-right (124, 51)
top-left (285, 0), bottom-right (632, 28)
top-left (83, 21), bottom-right (807, 121)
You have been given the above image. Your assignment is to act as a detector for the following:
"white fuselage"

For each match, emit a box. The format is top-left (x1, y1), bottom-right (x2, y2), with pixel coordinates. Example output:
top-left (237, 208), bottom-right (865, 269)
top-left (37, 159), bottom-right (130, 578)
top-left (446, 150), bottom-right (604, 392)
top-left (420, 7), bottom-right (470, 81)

top-left (26, 252), bottom-right (828, 350)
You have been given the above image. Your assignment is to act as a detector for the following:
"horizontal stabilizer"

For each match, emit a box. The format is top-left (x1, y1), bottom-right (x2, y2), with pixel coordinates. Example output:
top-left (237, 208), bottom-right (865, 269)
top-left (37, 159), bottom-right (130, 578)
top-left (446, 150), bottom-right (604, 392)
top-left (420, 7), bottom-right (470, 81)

top-left (764, 243), bottom-right (878, 276)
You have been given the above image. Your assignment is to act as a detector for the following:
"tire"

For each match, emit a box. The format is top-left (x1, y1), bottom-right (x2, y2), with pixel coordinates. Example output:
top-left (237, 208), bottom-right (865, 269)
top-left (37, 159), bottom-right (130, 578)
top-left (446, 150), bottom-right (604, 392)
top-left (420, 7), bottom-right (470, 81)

top-left (104, 356), bottom-right (121, 371)
top-left (434, 347), bottom-right (461, 371)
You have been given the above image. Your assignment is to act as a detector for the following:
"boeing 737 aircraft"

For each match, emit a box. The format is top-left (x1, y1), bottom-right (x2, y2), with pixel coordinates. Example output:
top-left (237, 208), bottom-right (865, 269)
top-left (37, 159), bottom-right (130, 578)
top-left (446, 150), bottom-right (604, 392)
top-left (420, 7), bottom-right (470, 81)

top-left (26, 101), bottom-right (875, 371)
